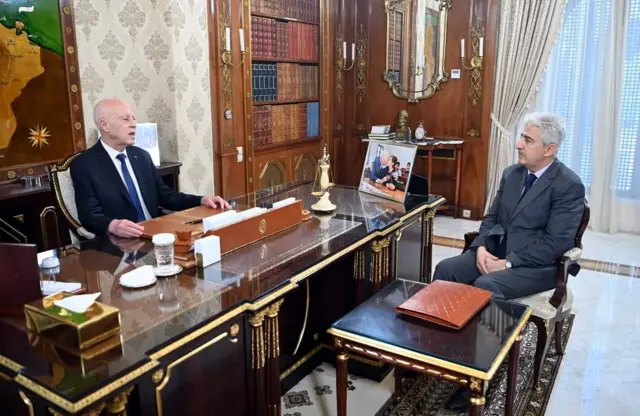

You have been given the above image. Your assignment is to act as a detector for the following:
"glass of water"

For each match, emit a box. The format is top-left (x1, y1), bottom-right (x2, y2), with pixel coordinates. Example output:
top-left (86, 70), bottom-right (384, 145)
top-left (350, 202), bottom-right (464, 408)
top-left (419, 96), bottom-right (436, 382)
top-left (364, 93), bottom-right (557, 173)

top-left (152, 233), bottom-right (175, 273)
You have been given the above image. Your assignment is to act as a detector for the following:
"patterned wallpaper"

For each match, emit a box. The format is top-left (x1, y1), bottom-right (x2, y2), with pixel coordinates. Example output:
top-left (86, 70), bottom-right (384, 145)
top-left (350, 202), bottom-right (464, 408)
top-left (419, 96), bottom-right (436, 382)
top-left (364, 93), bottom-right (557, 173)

top-left (73, 0), bottom-right (214, 195)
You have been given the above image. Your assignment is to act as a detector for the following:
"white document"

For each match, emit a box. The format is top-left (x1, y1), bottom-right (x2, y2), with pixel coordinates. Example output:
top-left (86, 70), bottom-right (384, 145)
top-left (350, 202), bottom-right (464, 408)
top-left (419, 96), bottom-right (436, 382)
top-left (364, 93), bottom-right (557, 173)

top-left (41, 281), bottom-right (82, 296)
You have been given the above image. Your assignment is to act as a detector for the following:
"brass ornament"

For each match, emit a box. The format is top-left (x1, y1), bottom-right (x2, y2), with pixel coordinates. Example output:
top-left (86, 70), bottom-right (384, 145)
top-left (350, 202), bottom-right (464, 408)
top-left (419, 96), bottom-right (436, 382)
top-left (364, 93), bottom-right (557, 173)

top-left (152, 369), bottom-right (164, 384)
top-left (67, 46), bottom-right (74, 54)
top-left (466, 128), bottom-right (480, 137)
top-left (63, 6), bottom-right (71, 14)
top-left (230, 323), bottom-right (240, 337)
top-left (259, 219), bottom-right (267, 234)
top-left (71, 85), bottom-right (78, 93)
top-left (7, 171), bottom-right (16, 179)
top-left (105, 386), bottom-right (134, 414)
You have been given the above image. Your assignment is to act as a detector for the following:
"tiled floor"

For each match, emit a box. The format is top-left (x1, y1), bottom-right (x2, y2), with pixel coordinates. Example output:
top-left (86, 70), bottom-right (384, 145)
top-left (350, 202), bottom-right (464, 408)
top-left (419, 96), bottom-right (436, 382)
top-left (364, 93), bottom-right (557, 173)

top-left (283, 217), bottom-right (640, 415)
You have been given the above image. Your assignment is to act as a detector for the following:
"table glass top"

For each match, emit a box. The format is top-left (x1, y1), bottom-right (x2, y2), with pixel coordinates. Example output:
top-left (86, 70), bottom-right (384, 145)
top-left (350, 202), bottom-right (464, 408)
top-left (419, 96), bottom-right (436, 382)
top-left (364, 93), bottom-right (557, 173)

top-left (331, 279), bottom-right (529, 373)
top-left (0, 183), bottom-right (444, 402)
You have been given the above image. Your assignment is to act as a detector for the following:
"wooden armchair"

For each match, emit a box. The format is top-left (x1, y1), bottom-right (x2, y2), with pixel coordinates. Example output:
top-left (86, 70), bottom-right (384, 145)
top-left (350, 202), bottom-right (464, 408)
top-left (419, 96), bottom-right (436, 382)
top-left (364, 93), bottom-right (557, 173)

top-left (48, 152), bottom-right (96, 243)
top-left (462, 200), bottom-right (590, 383)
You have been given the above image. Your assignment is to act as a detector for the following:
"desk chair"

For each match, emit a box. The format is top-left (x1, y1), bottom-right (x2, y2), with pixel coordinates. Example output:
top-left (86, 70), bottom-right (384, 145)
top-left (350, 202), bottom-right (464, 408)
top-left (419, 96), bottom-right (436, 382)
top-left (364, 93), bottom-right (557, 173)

top-left (462, 200), bottom-right (590, 383)
top-left (48, 152), bottom-right (96, 242)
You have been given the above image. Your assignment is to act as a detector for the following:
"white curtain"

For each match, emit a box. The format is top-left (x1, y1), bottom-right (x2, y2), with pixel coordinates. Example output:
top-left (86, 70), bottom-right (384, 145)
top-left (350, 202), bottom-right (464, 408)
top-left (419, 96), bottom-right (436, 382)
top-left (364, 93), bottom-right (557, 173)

top-left (534, 0), bottom-right (640, 233)
top-left (484, 0), bottom-right (568, 213)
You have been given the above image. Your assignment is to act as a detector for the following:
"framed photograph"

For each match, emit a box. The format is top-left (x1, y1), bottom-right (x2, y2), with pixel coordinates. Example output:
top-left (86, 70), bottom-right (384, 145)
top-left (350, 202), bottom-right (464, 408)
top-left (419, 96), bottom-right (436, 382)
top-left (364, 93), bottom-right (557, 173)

top-left (359, 140), bottom-right (417, 204)
top-left (135, 123), bottom-right (160, 166)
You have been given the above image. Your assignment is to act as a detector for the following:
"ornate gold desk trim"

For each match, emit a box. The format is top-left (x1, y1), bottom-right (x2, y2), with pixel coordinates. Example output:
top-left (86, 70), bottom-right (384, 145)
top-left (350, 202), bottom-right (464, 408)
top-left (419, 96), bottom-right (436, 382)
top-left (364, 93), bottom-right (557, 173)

top-left (0, 355), bottom-right (23, 373)
top-left (19, 391), bottom-right (34, 416)
top-left (156, 331), bottom-right (231, 416)
top-left (280, 345), bottom-right (323, 381)
top-left (293, 280), bottom-right (311, 355)
top-left (16, 360), bottom-right (159, 414)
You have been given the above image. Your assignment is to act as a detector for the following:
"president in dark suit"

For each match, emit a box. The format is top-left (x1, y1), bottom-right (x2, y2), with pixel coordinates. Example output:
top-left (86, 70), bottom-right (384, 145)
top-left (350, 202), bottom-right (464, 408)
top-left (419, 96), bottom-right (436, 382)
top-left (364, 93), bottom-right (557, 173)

top-left (434, 113), bottom-right (585, 300)
top-left (71, 98), bottom-right (230, 238)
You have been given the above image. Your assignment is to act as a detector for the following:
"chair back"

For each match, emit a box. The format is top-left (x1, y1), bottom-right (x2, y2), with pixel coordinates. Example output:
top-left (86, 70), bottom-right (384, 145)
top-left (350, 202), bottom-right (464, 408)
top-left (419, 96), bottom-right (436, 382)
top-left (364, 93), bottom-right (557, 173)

top-left (575, 200), bottom-right (590, 249)
top-left (48, 153), bottom-right (95, 241)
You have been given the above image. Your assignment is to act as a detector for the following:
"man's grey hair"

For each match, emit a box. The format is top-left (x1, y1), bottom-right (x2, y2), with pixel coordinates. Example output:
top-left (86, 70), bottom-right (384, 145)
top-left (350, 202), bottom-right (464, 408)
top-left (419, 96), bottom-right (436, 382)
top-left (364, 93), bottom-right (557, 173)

top-left (523, 112), bottom-right (565, 149)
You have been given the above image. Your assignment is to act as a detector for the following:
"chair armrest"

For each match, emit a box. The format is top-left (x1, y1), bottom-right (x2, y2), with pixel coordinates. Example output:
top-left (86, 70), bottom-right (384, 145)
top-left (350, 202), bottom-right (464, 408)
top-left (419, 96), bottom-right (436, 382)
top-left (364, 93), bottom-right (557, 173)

top-left (549, 247), bottom-right (582, 310)
top-left (463, 232), bottom-right (479, 252)
top-left (562, 247), bottom-right (582, 261)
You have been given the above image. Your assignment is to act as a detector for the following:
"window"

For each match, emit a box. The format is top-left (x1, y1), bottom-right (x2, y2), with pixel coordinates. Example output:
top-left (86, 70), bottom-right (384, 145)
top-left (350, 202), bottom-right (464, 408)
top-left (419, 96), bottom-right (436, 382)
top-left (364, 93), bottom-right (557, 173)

top-left (534, 0), bottom-right (640, 199)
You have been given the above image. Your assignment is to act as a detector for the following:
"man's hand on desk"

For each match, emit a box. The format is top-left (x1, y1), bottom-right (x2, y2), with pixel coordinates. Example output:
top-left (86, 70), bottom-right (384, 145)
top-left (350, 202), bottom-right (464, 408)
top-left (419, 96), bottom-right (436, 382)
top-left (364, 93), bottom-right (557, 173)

top-left (108, 219), bottom-right (144, 238)
top-left (201, 196), bottom-right (231, 209)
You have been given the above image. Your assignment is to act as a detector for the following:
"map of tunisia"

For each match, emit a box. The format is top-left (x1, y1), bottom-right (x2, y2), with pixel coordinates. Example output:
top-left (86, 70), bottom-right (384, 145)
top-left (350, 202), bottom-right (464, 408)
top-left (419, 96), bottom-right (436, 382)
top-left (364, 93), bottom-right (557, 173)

top-left (0, 24), bottom-right (44, 150)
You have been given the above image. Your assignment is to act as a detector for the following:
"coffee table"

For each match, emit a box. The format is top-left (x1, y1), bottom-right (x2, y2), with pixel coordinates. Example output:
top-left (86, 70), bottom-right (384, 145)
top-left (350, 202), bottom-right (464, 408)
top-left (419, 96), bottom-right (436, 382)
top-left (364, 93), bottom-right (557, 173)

top-left (327, 279), bottom-right (531, 416)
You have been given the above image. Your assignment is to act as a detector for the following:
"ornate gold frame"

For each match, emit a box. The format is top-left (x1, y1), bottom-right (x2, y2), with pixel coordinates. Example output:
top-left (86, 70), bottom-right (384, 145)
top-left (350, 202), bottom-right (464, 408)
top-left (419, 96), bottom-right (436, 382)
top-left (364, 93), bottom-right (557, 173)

top-left (383, 0), bottom-right (451, 103)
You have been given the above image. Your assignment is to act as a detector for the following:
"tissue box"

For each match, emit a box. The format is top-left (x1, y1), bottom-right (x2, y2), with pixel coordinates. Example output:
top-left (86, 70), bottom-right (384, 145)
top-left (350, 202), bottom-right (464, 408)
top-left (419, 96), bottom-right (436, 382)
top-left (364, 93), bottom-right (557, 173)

top-left (194, 235), bottom-right (221, 268)
top-left (24, 292), bottom-right (121, 351)
top-left (27, 332), bottom-right (123, 377)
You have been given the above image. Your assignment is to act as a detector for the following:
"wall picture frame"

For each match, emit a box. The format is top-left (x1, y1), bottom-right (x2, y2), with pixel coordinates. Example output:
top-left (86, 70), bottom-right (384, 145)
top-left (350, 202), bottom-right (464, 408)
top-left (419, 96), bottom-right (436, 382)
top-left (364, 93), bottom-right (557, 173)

top-left (359, 140), bottom-right (417, 204)
top-left (0, 0), bottom-right (85, 182)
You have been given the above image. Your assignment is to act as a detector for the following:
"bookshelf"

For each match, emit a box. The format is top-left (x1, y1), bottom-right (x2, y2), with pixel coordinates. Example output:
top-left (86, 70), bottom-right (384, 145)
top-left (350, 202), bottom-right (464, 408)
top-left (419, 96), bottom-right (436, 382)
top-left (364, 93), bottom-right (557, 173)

top-left (249, 0), bottom-right (322, 153)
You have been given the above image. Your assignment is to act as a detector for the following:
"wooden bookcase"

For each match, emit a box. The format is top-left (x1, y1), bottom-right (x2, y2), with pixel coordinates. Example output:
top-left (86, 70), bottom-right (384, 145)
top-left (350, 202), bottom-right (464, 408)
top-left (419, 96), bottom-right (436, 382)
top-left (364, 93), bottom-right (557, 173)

top-left (245, 0), bottom-right (326, 192)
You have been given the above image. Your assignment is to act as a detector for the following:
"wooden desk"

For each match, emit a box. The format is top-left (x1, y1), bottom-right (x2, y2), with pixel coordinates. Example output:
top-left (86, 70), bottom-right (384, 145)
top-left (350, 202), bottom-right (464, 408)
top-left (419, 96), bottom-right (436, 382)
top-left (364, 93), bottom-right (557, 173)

top-left (0, 183), bottom-right (445, 416)
top-left (0, 163), bottom-right (183, 251)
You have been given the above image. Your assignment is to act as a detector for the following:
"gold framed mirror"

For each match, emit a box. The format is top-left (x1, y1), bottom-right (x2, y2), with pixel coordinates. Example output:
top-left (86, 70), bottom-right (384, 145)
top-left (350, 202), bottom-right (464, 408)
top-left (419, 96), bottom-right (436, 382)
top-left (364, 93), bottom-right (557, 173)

top-left (383, 0), bottom-right (451, 103)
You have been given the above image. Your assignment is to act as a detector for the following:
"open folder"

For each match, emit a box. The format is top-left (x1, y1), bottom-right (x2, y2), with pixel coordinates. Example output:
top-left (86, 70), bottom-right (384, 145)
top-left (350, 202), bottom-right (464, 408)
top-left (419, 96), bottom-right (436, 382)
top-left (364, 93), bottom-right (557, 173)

top-left (396, 280), bottom-right (492, 330)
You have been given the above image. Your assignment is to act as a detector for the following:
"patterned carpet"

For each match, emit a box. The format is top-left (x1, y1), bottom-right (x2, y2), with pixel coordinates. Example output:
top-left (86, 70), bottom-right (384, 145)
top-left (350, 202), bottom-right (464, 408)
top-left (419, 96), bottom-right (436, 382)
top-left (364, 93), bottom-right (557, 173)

top-left (377, 315), bottom-right (575, 416)
top-left (281, 315), bottom-right (574, 416)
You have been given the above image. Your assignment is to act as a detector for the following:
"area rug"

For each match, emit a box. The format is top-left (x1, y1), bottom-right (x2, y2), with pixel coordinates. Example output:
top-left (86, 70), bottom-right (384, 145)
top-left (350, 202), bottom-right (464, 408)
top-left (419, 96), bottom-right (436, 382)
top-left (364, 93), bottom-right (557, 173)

top-left (376, 314), bottom-right (575, 416)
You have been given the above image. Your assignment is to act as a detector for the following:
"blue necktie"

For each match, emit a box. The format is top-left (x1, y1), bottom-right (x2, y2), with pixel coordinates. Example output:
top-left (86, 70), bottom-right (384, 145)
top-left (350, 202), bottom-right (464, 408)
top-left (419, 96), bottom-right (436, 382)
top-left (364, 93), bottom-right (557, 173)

top-left (521, 173), bottom-right (538, 199)
top-left (116, 153), bottom-right (146, 222)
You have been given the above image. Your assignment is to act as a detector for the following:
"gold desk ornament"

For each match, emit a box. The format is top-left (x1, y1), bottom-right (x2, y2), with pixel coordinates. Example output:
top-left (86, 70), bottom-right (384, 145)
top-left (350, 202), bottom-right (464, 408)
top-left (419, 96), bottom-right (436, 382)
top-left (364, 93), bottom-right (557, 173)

top-left (24, 292), bottom-right (121, 351)
top-left (27, 331), bottom-right (124, 378)
top-left (395, 110), bottom-right (409, 141)
top-left (311, 146), bottom-right (337, 213)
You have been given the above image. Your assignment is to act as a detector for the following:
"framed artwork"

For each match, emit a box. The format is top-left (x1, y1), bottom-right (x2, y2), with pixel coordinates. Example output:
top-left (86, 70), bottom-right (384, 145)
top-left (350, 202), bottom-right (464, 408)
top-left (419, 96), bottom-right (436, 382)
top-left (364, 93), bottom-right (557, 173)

top-left (0, 0), bottom-right (85, 182)
top-left (135, 123), bottom-right (160, 166)
top-left (359, 140), bottom-right (417, 204)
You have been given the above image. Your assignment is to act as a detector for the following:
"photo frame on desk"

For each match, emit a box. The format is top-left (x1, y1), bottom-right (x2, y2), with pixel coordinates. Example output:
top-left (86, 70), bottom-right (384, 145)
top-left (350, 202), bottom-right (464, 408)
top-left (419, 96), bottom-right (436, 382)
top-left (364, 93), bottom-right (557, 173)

top-left (358, 140), bottom-right (417, 204)
top-left (135, 123), bottom-right (160, 166)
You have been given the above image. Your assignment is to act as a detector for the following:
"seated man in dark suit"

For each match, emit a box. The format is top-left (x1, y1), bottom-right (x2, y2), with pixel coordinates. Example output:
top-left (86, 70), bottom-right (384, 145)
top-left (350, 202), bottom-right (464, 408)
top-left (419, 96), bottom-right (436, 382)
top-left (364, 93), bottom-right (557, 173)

top-left (72, 98), bottom-right (230, 238)
top-left (434, 112), bottom-right (585, 300)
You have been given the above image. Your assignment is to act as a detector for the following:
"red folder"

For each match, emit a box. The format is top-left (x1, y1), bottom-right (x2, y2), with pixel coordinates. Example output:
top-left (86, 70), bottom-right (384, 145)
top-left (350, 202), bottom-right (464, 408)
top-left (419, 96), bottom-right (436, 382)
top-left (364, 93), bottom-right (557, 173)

top-left (396, 281), bottom-right (492, 329)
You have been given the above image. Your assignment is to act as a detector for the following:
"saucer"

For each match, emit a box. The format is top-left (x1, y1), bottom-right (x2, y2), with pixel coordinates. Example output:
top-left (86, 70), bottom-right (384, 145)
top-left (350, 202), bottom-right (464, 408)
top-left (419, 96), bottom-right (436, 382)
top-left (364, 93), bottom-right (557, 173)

top-left (153, 264), bottom-right (183, 277)
top-left (120, 266), bottom-right (157, 289)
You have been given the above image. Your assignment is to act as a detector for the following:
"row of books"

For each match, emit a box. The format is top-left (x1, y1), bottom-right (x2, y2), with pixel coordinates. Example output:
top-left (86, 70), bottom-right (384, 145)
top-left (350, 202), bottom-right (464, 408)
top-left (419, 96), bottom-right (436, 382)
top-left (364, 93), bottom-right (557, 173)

top-left (252, 0), bottom-right (320, 23)
top-left (251, 17), bottom-right (318, 60)
top-left (252, 102), bottom-right (320, 146)
top-left (252, 63), bottom-right (319, 103)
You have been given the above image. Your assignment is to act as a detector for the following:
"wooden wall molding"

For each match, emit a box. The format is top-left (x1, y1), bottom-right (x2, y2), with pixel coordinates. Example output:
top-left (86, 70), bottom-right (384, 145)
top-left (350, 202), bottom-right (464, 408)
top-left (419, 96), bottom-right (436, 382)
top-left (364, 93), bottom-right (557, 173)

top-left (329, 0), bottom-right (498, 220)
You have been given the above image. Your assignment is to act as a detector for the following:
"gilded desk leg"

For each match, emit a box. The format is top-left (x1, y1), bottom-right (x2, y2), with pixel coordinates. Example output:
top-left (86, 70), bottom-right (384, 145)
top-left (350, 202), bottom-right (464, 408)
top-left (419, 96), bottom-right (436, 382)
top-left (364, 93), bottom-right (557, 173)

top-left (265, 299), bottom-right (284, 416)
top-left (469, 394), bottom-right (486, 416)
top-left (50, 404), bottom-right (106, 416)
top-left (105, 386), bottom-right (134, 415)
top-left (353, 248), bottom-right (366, 304)
top-left (380, 238), bottom-right (391, 287)
top-left (506, 333), bottom-right (524, 416)
top-left (370, 240), bottom-right (384, 294)
top-left (249, 309), bottom-right (268, 416)
top-left (334, 340), bottom-right (348, 416)
top-left (421, 209), bottom-right (436, 283)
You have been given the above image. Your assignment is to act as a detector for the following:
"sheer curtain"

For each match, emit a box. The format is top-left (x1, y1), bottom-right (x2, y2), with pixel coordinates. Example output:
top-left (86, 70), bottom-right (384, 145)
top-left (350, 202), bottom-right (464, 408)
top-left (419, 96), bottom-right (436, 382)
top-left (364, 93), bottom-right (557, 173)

top-left (533, 0), bottom-right (640, 233)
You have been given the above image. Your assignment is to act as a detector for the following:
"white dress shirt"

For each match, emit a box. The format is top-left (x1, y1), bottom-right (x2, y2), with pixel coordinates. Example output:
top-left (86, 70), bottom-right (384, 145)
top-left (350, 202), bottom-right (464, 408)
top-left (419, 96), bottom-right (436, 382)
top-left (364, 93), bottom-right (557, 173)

top-left (523, 160), bottom-right (554, 194)
top-left (100, 140), bottom-right (152, 220)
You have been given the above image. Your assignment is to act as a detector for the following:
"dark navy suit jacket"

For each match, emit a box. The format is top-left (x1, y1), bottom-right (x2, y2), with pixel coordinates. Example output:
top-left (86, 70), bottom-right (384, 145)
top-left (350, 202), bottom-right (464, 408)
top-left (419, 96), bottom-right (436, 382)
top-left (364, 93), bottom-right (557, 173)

top-left (71, 143), bottom-right (202, 235)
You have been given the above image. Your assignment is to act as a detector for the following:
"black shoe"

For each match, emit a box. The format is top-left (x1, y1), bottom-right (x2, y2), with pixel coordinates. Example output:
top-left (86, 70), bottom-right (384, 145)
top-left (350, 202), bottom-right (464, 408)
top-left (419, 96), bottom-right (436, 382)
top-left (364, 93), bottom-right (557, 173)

top-left (446, 387), bottom-right (469, 412)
